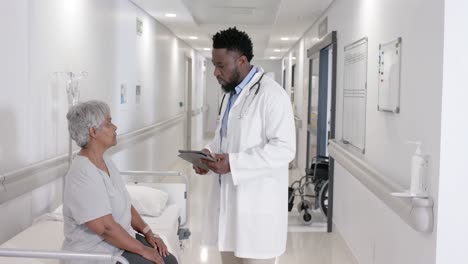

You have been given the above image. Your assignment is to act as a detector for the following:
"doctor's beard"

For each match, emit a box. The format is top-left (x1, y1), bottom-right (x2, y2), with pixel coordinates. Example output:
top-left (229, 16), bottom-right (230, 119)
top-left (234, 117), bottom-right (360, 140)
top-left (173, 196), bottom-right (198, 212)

top-left (220, 69), bottom-right (241, 93)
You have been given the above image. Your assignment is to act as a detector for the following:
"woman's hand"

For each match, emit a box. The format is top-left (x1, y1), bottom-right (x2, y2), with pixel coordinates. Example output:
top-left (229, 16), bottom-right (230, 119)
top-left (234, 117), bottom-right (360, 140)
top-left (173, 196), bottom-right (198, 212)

top-left (154, 237), bottom-right (169, 257)
top-left (145, 232), bottom-right (169, 257)
top-left (140, 246), bottom-right (164, 264)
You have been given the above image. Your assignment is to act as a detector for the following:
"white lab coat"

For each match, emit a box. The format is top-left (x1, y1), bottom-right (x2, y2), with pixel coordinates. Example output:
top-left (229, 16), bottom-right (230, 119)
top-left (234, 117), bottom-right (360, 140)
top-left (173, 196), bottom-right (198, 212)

top-left (203, 68), bottom-right (296, 259)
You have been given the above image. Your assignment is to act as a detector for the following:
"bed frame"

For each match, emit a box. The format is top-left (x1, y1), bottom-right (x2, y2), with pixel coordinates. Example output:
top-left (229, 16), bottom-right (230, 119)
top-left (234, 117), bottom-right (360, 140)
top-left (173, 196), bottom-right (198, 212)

top-left (0, 248), bottom-right (129, 264)
top-left (0, 170), bottom-right (190, 263)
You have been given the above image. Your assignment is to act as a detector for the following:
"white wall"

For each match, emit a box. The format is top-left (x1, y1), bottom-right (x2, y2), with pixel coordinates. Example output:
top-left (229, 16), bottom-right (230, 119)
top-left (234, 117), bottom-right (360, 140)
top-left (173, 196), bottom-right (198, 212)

top-left (0, 0), bottom-right (206, 243)
top-left (191, 55), bottom-right (207, 148)
top-left (251, 59), bottom-right (283, 84)
top-left (436, 0), bottom-right (468, 262)
top-left (204, 63), bottom-right (223, 138)
top-left (0, 0), bottom-right (30, 174)
top-left (287, 0), bottom-right (444, 263)
top-left (288, 41), bottom-right (307, 171)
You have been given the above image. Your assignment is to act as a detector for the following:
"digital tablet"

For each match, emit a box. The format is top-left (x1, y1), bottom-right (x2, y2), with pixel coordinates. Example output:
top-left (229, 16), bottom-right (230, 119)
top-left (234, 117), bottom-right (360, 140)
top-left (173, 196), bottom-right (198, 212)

top-left (178, 150), bottom-right (217, 161)
top-left (177, 150), bottom-right (216, 170)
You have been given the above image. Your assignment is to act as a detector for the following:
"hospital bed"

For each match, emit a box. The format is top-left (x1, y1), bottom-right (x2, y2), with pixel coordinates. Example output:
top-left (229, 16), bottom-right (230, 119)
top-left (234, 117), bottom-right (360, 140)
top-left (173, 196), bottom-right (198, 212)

top-left (0, 170), bottom-right (189, 264)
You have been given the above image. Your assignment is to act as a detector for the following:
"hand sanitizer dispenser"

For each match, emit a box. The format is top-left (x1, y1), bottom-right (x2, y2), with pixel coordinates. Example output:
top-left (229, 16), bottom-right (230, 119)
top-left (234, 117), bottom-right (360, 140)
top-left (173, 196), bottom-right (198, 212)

top-left (392, 141), bottom-right (429, 198)
top-left (390, 141), bottom-right (433, 233)
top-left (409, 141), bottom-right (428, 195)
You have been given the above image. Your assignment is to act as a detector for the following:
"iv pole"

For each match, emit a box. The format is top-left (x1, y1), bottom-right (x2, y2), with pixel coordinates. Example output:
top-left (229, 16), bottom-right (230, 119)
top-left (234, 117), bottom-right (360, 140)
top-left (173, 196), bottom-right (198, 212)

top-left (53, 71), bottom-right (88, 167)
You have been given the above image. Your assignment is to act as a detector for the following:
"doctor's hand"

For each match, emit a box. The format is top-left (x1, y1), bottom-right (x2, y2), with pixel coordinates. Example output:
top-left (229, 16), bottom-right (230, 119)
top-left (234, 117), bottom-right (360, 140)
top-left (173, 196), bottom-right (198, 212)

top-left (192, 148), bottom-right (212, 175)
top-left (200, 153), bottom-right (230, 174)
top-left (193, 165), bottom-right (209, 175)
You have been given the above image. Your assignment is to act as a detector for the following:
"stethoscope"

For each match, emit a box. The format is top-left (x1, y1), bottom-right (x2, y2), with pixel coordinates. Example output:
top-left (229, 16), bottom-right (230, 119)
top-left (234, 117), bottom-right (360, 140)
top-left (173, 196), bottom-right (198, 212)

top-left (216, 73), bottom-right (265, 185)
top-left (217, 73), bottom-right (265, 120)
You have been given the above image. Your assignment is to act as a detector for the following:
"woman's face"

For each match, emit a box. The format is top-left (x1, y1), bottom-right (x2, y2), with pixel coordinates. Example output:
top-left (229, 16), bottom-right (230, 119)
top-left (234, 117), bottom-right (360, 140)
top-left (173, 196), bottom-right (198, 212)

top-left (95, 116), bottom-right (118, 147)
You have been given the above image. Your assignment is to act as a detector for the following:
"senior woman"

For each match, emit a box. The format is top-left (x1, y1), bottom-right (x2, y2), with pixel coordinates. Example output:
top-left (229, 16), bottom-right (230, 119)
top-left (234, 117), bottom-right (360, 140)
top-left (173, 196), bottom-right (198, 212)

top-left (62, 100), bottom-right (177, 264)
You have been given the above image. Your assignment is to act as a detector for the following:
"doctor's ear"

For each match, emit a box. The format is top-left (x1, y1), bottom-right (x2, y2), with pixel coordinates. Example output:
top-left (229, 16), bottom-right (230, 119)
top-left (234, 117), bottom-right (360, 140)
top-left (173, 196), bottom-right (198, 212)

top-left (238, 55), bottom-right (248, 65)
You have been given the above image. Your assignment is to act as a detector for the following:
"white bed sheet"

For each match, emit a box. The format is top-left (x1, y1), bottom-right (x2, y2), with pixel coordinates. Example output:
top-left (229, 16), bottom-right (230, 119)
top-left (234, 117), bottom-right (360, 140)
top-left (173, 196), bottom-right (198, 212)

top-left (0, 204), bottom-right (181, 264)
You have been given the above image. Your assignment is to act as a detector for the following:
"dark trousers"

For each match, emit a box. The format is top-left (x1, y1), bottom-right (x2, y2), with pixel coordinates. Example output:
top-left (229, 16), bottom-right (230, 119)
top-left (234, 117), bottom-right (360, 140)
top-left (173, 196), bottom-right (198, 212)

top-left (118, 233), bottom-right (178, 264)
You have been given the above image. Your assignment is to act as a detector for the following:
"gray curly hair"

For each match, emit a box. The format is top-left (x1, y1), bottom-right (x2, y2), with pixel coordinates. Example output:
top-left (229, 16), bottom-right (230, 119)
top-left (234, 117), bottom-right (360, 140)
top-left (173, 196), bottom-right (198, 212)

top-left (66, 100), bottom-right (111, 148)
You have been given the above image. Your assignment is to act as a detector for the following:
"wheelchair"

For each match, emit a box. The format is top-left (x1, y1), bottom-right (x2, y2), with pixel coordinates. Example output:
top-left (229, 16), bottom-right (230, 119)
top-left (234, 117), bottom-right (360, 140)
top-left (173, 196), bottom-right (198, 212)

top-left (288, 156), bottom-right (329, 225)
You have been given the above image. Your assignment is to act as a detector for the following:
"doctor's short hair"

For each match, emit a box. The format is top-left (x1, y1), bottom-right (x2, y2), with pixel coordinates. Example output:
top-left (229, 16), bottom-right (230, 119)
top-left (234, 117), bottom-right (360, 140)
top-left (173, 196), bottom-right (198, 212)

top-left (212, 27), bottom-right (254, 62)
top-left (66, 100), bottom-right (111, 148)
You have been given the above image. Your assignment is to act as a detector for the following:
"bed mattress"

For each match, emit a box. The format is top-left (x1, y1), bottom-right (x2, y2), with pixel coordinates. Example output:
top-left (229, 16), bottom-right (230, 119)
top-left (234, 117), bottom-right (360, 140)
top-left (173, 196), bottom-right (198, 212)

top-left (0, 204), bottom-right (181, 264)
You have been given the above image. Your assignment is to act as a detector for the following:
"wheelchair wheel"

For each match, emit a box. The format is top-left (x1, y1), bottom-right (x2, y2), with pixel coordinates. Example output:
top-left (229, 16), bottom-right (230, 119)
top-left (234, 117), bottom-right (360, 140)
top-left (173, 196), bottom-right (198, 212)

top-left (297, 199), bottom-right (312, 214)
top-left (300, 208), bottom-right (313, 225)
top-left (319, 180), bottom-right (329, 217)
top-left (297, 200), bottom-right (313, 225)
top-left (288, 187), bottom-right (295, 212)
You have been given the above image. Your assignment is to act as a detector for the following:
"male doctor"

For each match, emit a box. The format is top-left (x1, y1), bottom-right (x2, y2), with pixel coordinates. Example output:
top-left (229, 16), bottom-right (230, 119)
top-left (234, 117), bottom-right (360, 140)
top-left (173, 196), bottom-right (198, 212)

top-left (193, 27), bottom-right (296, 264)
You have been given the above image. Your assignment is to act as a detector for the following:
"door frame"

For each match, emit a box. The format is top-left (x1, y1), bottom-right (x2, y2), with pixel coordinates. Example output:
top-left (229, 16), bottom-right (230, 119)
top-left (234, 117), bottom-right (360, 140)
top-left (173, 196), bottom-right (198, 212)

top-left (306, 31), bottom-right (337, 232)
top-left (185, 57), bottom-right (193, 149)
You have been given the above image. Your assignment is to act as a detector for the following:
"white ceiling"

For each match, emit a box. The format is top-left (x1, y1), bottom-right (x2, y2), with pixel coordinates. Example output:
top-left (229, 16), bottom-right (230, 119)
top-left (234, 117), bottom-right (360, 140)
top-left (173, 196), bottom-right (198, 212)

top-left (130, 0), bottom-right (333, 60)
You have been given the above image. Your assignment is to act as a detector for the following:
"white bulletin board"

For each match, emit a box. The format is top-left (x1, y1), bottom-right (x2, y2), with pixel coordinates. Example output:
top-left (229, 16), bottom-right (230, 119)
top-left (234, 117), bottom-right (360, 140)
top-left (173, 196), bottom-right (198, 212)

top-left (378, 37), bottom-right (402, 113)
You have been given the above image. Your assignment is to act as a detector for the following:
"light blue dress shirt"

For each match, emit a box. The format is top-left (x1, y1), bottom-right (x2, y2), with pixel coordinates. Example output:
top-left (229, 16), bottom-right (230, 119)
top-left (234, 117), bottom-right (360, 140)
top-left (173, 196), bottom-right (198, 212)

top-left (220, 66), bottom-right (257, 138)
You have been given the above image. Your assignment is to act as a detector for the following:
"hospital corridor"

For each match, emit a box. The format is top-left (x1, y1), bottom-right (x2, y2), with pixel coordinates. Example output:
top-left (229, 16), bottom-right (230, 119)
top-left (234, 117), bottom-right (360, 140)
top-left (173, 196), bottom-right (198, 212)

top-left (0, 0), bottom-right (467, 264)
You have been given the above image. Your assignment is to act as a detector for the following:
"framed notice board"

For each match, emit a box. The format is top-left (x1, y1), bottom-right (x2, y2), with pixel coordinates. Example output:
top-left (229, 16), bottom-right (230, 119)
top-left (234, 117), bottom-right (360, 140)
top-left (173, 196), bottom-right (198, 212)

top-left (342, 37), bottom-right (368, 152)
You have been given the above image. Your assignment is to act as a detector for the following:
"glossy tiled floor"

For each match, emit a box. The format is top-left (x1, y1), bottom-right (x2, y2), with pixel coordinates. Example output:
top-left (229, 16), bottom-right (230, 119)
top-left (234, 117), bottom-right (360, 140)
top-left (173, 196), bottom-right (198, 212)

top-left (173, 161), bottom-right (357, 264)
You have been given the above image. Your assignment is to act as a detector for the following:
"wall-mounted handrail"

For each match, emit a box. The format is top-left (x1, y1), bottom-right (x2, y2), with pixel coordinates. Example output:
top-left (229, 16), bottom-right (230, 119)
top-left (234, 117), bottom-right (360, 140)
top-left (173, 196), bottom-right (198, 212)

top-left (328, 139), bottom-right (434, 233)
top-left (0, 113), bottom-right (185, 204)
top-left (0, 248), bottom-right (129, 264)
top-left (109, 113), bottom-right (185, 155)
top-left (191, 106), bottom-right (205, 117)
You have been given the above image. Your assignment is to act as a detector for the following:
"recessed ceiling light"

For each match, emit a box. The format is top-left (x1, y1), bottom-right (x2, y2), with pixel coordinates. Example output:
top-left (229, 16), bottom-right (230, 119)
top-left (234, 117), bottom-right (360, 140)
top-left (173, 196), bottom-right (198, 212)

top-left (203, 48), bottom-right (211, 51)
top-left (165, 13), bottom-right (176, 17)
top-left (274, 49), bottom-right (281, 52)
top-left (280, 37), bottom-right (289, 41)
top-left (269, 56), bottom-right (277, 59)
top-left (292, 57), bottom-right (297, 60)
top-left (189, 36), bottom-right (198, 40)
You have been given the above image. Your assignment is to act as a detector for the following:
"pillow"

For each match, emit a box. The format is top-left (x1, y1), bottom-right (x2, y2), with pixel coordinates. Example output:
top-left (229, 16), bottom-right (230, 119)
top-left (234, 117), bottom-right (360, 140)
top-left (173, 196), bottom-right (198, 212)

top-left (53, 205), bottom-right (63, 214)
top-left (126, 185), bottom-right (169, 217)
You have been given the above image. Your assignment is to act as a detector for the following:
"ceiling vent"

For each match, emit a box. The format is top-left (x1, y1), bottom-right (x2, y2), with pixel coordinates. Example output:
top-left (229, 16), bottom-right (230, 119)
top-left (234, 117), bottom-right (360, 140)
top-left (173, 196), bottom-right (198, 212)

top-left (213, 6), bottom-right (256, 15)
